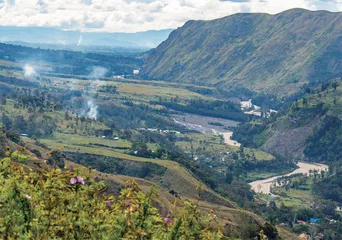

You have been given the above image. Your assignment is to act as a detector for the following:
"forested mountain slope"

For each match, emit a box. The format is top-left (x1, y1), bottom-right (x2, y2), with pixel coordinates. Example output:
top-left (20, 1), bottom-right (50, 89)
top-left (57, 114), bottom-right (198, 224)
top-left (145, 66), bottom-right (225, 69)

top-left (233, 78), bottom-right (342, 162)
top-left (141, 9), bottom-right (342, 97)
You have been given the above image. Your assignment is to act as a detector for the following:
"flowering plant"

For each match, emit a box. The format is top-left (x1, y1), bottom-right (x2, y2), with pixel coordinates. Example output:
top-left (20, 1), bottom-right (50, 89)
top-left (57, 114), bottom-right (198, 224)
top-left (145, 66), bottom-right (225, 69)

top-left (0, 154), bottom-right (230, 239)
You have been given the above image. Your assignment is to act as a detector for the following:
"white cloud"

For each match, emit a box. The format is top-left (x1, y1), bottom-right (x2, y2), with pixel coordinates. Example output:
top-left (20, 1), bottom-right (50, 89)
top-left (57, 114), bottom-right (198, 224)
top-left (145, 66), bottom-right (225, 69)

top-left (0, 0), bottom-right (340, 32)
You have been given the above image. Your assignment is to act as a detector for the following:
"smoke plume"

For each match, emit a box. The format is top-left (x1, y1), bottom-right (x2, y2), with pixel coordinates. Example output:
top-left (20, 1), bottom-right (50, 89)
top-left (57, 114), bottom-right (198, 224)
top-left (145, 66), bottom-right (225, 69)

top-left (87, 100), bottom-right (98, 120)
top-left (84, 66), bottom-right (108, 120)
top-left (90, 66), bottom-right (107, 79)
top-left (77, 35), bottom-right (83, 46)
top-left (23, 64), bottom-right (37, 77)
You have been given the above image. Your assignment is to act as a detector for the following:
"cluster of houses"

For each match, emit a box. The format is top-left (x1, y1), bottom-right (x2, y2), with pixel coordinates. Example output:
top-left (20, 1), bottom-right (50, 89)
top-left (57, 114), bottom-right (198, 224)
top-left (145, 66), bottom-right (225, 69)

top-left (101, 135), bottom-right (120, 140)
top-left (137, 128), bottom-right (181, 135)
top-left (112, 75), bottom-right (125, 79)
top-left (111, 69), bottom-right (139, 79)
top-left (240, 99), bottom-right (278, 118)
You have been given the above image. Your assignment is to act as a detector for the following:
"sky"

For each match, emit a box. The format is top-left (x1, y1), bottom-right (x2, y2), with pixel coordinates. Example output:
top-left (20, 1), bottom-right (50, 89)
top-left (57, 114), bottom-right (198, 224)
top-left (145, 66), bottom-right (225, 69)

top-left (0, 0), bottom-right (341, 33)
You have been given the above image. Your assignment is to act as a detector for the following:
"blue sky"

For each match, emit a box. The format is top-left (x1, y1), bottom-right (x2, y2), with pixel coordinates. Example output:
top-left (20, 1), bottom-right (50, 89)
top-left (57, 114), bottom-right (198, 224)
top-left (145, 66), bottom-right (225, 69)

top-left (0, 0), bottom-right (340, 32)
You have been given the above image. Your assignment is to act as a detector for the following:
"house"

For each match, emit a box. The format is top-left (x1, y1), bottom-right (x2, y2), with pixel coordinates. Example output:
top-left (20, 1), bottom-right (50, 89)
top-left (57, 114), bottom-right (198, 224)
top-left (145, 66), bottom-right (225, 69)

top-left (240, 99), bottom-right (253, 110)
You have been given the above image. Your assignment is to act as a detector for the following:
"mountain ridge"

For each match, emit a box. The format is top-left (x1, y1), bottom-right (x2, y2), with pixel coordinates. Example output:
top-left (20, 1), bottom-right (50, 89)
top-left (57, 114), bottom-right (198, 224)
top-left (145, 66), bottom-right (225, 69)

top-left (141, 9), bottom-right (342, 97)
top-left (0, 26), bottom-right (173, 49)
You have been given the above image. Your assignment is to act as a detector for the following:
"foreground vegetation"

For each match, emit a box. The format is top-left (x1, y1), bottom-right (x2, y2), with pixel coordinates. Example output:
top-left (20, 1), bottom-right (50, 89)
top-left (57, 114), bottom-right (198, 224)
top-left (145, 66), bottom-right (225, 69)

top-left (0, 153), bottom-right (230, 239)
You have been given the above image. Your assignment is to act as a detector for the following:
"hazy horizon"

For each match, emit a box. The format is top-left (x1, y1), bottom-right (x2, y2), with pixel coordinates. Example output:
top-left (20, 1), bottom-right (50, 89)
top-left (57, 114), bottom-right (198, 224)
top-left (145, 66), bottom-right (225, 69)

top-left (0, 0), bottom-right (341, 33)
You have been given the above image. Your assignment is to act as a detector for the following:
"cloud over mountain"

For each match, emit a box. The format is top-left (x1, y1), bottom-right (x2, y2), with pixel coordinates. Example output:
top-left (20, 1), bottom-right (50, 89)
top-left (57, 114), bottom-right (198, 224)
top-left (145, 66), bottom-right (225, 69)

top-left (0, 0), bottom-right (340, 32)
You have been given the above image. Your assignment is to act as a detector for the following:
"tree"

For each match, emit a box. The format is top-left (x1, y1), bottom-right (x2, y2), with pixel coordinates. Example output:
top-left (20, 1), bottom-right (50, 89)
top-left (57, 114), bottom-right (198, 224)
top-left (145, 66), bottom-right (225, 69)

top-left (263, 222), bottom-right (279, 240)
top-left (6, 130), bottom-right (20, 144)
top-left (47, 150), bottom-right (66, 169)
top-left (64, 112), bottom-right (70, 121)
top-left (31, 149), bottom-right (41, 158)
top-left (332, 81), bottom-right (339, 91)
top-left (131, 141), bottom-right (151, 158)
top-left (0, 96), bottom-right (6, 105)
top-left (225, 172), bottom-right (233, 184)
top-left (1, 113), bottom-right (12, 130)
top-left (239, 145), bottom-right (245, 159)
top-left (14, 116), bottom-right (27, 132)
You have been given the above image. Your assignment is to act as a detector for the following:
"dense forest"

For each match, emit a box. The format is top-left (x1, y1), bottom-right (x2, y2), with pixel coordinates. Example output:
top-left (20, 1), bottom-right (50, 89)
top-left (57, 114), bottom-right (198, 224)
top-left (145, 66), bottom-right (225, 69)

top-left (304, 116), bottom-right (342, 163)
top-left (152, 98), bottom-right (248, 122)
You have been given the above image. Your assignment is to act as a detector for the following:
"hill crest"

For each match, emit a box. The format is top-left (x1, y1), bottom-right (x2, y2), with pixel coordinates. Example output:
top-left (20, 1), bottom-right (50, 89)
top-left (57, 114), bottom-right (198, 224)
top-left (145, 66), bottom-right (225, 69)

top-left (141, 9), bottom-right (342, 97)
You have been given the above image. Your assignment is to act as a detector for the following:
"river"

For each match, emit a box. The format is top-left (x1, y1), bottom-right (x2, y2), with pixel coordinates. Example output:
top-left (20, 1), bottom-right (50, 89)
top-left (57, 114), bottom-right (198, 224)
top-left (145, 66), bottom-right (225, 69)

top-left (250, 162), bottom-right (329, 194)
top-left (171, 112), bottom-right (330, 195)
top-left (171, 112), bottom-right (240, 146)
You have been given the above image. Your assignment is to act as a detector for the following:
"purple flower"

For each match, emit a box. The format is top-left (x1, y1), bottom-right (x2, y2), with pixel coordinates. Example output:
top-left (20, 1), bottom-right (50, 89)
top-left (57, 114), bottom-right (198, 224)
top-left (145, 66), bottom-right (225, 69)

top-left (125, 201), bottom-right (131, 206)
top-left (105, 201), bottom-right (113, 207)
top-left (25, 195), bottom-right (31, 200)
top-left (70, 177), bottom-right (77, 185)
top-left (77, 176), bottom-right (85, 185)
top-left (164, 217), bottom-right (173, 224)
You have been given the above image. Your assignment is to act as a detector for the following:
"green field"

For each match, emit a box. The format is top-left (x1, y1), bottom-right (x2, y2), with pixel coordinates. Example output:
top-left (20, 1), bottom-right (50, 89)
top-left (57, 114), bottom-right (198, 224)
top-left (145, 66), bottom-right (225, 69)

top-left (260, 178), bottom-right (316, 210)
top-left (50, 77), bottom-right (212, 103)
top-left (176, 133), bottom-right (275, 161)
top-left (48, 133), bottom-right (131, 149)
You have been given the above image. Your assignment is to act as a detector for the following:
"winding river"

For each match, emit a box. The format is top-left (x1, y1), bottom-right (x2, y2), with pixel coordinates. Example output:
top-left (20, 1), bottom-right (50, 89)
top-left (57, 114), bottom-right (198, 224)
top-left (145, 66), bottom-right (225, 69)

top-left (249, 162), bottom-right (329, 194)
top-left (172, 112), bottom-right (329, 195)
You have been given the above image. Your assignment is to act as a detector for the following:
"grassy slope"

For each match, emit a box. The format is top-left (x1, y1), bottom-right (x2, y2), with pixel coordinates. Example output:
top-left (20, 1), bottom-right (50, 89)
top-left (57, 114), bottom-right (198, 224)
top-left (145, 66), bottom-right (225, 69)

top-left (141, 9), bottom-right (342, 97)
top-left (17, 143), bottom-right (297, 239)
top-left (24, 136), bottom-right (236, 209)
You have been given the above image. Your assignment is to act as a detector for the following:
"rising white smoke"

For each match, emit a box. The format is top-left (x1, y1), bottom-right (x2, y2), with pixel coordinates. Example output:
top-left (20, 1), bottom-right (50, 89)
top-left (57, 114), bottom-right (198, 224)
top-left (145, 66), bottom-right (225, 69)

top-left (77, 35), bottom-right (83, 46)
top-left (90, 66), bottom-right (107, 79)
top-left (89, 66), bottom-right (108, 91)
top-left (84, 66), bottom-right (108, 120)
top-left (87, 100), bottom-right (98, 120)
top-left (23, 65), bottom-right (37, 77)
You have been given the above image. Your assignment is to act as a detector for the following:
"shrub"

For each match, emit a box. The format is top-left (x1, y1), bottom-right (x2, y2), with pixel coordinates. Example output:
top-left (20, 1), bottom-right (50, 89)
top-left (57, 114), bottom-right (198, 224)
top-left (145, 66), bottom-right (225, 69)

top-left (0, 155), bottom-right (229, 239)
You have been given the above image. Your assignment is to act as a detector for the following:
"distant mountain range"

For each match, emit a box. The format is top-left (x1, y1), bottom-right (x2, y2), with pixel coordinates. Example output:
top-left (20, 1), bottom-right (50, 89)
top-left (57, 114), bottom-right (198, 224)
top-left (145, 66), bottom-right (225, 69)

top-left (0, 26), bottom-right (173, 49)
top-left (141, 9), bottom-right (342, 97)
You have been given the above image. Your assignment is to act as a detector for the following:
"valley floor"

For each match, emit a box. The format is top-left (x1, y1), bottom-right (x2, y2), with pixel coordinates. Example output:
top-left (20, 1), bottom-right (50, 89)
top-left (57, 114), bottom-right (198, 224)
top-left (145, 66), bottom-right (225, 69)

top-left (250, 162), bottom-right (329, 194)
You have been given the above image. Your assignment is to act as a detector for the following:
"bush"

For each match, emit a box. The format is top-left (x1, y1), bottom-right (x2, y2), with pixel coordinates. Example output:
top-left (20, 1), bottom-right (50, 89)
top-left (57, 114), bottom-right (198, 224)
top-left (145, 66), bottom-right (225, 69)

top-left (0, 155), bottom-right (228, 239)
top-left (6, 130), bottom-right (20, 144)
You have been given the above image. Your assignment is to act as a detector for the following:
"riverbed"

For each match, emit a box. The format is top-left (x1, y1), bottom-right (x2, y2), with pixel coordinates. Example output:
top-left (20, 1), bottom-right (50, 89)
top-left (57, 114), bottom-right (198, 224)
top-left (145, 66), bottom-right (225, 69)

top-left (172, 113), bottom-right (329, 195)
top-left (171, 113), bottom-right (240, 146)
top-left (249, 162), bottom-right (329, 194)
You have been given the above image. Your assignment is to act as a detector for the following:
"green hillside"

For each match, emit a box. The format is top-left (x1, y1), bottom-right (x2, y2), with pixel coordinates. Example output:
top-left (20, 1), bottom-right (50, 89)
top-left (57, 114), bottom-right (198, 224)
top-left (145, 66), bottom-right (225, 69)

top-left (141, 9), bottom-right (342, 97)
top-left (233, 78), bottom-right (342, 162)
